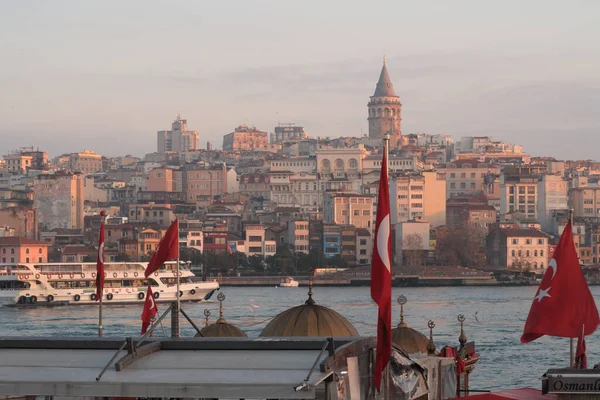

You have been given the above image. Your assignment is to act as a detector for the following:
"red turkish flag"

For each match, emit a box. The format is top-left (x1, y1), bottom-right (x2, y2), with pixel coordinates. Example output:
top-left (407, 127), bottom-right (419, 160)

top-left (141, 284), bottom-right (158, 335)
top-left (145, 219), bottom-right (179, 278)
top-left (370, 146), bottom-right (392, 392)
top-left (96, 219), bottom-right (105, 301)
top-left (521, 219), bottom-right (599, 343)
top-left (576, 327), bottom-right (587, 369)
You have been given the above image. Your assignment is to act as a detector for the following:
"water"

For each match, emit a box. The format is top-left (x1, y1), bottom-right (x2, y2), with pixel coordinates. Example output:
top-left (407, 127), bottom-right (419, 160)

top-left (0, 285), bottom-right (593, 391)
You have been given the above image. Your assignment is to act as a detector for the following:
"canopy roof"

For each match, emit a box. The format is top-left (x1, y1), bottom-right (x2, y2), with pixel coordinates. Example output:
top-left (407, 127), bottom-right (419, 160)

top-left (0, 337), bottom-right (355, 399)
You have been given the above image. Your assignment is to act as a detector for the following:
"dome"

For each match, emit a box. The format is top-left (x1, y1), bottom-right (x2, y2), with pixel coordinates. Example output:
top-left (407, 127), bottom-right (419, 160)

top-left (198, 321), bottom-right (247, 338)
top-left (391, 295), bottom-right (429, 354)
top-left (260, 278), bottom-right (358, 337)
top-left (195, 293), bottom-right (247, 338)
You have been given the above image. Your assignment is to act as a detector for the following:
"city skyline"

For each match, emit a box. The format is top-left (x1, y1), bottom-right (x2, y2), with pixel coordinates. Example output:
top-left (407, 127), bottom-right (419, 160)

top-left (1, 1), bottom-right (600, 159)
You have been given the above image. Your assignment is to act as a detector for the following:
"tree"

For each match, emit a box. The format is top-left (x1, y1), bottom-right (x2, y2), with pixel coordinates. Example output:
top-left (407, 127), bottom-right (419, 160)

top-left (508, 252), bottom-right (535, 272)
top-left (436, 223), bottom-right (487, 267)
top-left (179, 247), bottom-right (203, 265)
top-left (403, 233), bottom-right (423, 267)
top-left (114, 253), bottom-right (132, 262)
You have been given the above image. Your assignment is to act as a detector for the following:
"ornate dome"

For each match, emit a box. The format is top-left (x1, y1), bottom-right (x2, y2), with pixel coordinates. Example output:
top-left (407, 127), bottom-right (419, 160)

top-left (260, 276), bottom-right (358, 337)
top-left (391, 295), bottom-right (429, 354)
top-left (195, 293), bottom-right (247, 338)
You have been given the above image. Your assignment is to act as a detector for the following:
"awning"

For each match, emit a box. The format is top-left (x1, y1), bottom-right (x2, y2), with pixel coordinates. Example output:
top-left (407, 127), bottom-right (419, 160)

top-left (0, 337), bottom-right (349, 399)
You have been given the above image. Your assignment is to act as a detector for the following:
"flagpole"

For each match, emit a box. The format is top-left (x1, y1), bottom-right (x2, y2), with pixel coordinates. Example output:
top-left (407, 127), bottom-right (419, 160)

top-left (175, 218), bottom-right (180, 338)
top-left (569, 208), bottom-right (574, 366)
top-left (98, 211), bottom-right (105, 337)
top-left (383, 133), bottom-right (390, 395)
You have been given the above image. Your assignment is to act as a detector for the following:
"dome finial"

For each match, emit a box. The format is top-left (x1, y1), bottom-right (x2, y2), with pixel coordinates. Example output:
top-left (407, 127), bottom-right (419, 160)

top-left (383, 53), bottom-right (386, 65)
top-left (427, 320), bottom-right (436, 356)
top-left (203, 309), bottom-right (211, 327)
top-left (458, 314), bottom-right (467, 346)
top-left (397, 295), bottom-right (407, 328)
top-left (217, 292), bottom-right (226, 323)
top-left (306, 268), bottom-right (315, 305)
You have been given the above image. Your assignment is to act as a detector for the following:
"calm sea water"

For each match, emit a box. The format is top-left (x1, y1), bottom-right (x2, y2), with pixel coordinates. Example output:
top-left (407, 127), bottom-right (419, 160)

top-left (0, 285), bottom-right (594, 391)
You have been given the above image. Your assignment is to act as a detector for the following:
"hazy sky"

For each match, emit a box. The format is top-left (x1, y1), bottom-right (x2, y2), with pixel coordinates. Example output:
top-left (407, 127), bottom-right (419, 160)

top-left (1, 1), bottom-right (599, 159)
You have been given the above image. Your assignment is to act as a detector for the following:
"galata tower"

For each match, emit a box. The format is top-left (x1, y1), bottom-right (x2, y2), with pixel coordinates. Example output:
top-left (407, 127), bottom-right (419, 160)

top-left (367, 57), bottom-right (402, 146)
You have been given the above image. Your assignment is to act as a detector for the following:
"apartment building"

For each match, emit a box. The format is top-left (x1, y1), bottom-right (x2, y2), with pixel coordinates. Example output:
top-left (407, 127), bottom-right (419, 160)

top-left (323, 193), bottom-right (374, 232)
top-left (389, 171), bottom-right (446, 227)
top-left (487, 228), bottom-right (549, 271)
top-left (222, 125), bottom-right (268, 152)
top-left (34, 173), bottom-right (84, 231)
top-left (356, 228), bottom-right (372, 265)
top-left (0, 237), bottom-right (49, 263)
top-left (289, 220), bottom-right (309, 254)
top-left (439, 159), bottom-right (501, 199)
top-left (183, 165), bottom-right (227, 205)
top-left (499, 173), bottom-right (539, 220)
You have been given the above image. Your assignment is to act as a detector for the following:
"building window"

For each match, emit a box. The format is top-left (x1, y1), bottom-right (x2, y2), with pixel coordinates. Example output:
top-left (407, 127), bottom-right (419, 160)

top-left (541, 250), bottom-right (544, 257)
top-left (25, 248), bottom-right (30, 254)
top-left (512, 250), bottom-right (515, 257)
top-left (526, 239), bottom-right (532, 245)
top-left (534, 250), bottom-right (538, 257)
top-left (538, 239), bottom-right (544, 245)
top-left (10, 248), bottom-right (14, 254)
top-left (26, 257), bottom-right (29, 263)
top-left (512, 239), bottom-right (518, 245)
top-left (39, 257), bottom-right (42, 262)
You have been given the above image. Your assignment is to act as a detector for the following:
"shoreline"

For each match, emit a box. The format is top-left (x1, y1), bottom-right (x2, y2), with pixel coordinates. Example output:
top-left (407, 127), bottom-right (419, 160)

top-left (211, 276), bottom-right (540, 288)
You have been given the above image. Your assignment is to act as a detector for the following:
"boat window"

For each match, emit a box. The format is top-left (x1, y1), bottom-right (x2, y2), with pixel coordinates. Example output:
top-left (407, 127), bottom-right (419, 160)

top-left (49, 281), bottom-right (93, 289)
top-left (35, 264), bottom-right (83, 274)
top-left (160, 277), bottom-right (192, 285)
top-left (0, 281), bottom-right (30, 290)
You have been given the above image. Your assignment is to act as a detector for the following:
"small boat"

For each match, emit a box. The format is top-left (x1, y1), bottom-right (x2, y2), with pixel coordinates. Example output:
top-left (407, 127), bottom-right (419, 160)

top-left (280, 276), bottom-right (299, 288)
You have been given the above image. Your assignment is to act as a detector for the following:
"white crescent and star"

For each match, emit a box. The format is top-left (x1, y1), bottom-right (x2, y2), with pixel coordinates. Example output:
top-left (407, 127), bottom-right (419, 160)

top-left (98, 242), bottom-right (104, 264)
top-left (535, 287), bottom-right (551, 302)
top-left (536, 258), bottom-right (558, 303)
top-left (376, 214), bottom-right (391, 272)
top-left (548, 258), bottom-right (558, 280)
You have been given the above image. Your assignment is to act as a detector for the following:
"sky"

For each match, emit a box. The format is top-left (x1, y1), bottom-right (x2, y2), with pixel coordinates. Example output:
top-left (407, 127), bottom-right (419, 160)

top-left (1, 1), bottom-right (599, 159)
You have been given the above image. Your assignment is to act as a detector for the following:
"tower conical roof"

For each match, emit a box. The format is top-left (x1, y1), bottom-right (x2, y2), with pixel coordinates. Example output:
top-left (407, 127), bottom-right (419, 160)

top-left (373, 61), bottom-right (397, 97)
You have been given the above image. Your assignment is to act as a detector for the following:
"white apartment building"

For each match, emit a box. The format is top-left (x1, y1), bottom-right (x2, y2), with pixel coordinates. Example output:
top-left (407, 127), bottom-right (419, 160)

top-left (439, 160), bottom-right (501, 199)
top-left (537, 174), bottom-right (568, 234)
top-left (499, 174), bottom-right (539, 220)
top-left (245, 224), bottom-right (265, 257)
top-left (269, 157), bottom-right (316, 174)
top-left (362, 155), bottom-right (423, 175)
top-left (288, 220), bottom-right (310, 254)
top-left (389, 171), bottom-right (446, 227)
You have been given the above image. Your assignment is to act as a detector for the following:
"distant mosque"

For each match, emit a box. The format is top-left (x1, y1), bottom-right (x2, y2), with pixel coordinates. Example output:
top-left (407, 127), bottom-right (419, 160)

top-left (368, 57), bottom-right (402, 147)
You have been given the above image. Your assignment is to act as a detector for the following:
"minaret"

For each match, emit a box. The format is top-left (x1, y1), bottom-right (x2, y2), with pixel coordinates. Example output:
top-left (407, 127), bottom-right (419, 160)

top-left (368, 57), bottom-right (402, 146)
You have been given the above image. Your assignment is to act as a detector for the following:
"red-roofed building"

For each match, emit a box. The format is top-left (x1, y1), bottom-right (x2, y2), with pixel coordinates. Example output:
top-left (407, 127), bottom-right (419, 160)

top-left (0, 237), bottom-right (50, 264)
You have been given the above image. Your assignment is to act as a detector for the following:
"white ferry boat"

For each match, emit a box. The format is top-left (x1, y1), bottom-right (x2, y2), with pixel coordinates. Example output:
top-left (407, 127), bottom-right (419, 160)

top-left (0, 261), bottom-right (219, 306)
top-left (280, 276), bottom-right (299, 288)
